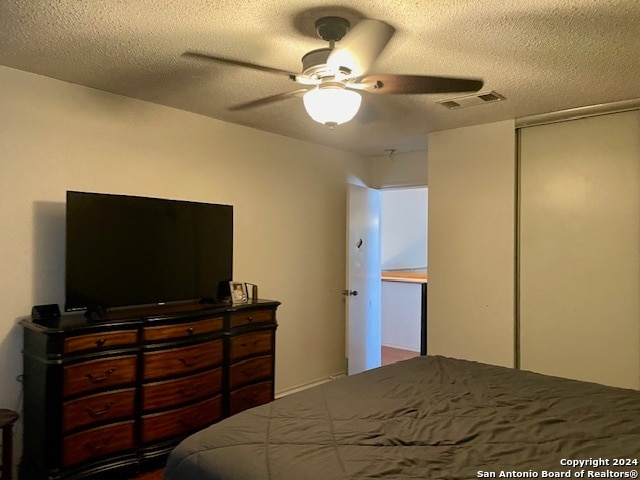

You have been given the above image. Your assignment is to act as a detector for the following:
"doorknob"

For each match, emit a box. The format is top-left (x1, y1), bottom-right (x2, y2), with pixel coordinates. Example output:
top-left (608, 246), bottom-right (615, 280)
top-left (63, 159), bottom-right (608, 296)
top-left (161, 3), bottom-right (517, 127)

top-left (341, 289), bottom-right (358, 296)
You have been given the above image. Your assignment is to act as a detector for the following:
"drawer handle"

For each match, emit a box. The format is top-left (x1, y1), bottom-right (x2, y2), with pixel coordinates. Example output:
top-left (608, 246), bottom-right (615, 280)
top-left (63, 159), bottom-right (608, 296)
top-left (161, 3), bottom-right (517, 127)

top-left (186, 327), bottom-right (195, 335)
top-left (86, 368), bottom-right (116, 384)
top-left (83, 435), bottom-right (113, 454)
top-left (241, 341), bottom-right (258, 349)
top-left (178, 355), bottom-right (202, 367)
top-left (242, 367), bottom-right (257, 377)
top-left (247, 316), bottom-right (254, 323)
top-left (178, 383), bottom-right (203, 398)
top-left (95, 338), bottom-right (107, 347)
top-left (85, 401), bottom-right (115, 418)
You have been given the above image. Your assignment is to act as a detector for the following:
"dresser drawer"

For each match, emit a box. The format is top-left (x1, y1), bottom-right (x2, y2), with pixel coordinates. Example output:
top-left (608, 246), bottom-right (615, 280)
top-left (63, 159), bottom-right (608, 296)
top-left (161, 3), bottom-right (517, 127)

top-left (62, 420), bottom-right (135, 467)
top-left (63, 388), bottom-right (135, 433)
top-left (229, 381), bottom-right (273, 416)
top-left (230, 309), bottom-right (273, 328)
top-left (229, 355), bottom-right (272, 390)
top-left (143, 340), bottom-right (223, 380)
top-left (142, 368), bottom-right (222, 412)
top-left (143, 317), bottom-right (223, 342)
top-left (230, 331), bottom-right (273, 361)
top-left (141, 396), bottom-right (222, 443)
top-left (63, 355), bottom-right (137, 398)
top-left (64, 330), bottom-right (138, 355)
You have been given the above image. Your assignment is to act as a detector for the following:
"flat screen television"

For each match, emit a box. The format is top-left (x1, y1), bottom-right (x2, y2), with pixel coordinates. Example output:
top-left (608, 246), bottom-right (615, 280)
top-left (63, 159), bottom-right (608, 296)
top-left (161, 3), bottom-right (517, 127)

top-left (65, 191), bottom-right (233, 312)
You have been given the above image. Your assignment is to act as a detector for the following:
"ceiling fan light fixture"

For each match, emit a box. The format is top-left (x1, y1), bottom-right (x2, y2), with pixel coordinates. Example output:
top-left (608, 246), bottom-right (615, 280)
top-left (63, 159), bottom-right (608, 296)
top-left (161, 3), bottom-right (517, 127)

top-left (303, 86), bottom-right (362, 126)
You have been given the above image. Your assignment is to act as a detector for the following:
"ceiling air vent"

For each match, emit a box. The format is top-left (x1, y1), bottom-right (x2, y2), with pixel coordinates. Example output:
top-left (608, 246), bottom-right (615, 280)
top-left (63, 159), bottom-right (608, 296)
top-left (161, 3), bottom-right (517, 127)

top-left (436, 90), bottom-right (505, 109)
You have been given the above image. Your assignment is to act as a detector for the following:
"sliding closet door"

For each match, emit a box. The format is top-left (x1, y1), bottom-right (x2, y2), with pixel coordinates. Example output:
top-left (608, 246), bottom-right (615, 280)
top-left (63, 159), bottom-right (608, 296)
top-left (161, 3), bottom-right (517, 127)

top-left (519, 110), bottom-right (640, 389)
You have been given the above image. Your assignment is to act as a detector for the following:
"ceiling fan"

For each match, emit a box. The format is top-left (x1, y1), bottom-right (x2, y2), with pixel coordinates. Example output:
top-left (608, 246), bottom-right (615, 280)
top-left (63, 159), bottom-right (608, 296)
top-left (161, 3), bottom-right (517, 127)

top-left (182, 16), bottom-right (483, 127)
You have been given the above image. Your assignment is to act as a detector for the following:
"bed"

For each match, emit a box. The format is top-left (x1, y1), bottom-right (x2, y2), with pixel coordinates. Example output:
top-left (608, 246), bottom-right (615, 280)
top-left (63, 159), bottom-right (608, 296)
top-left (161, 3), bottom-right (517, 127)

top-left (164, 355), bottom-right (640, 480)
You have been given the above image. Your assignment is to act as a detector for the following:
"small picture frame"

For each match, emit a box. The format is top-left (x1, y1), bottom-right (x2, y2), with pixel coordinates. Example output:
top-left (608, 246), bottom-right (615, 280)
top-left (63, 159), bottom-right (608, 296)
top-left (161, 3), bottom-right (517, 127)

top-left (229, 281), bottom-right (248, 304)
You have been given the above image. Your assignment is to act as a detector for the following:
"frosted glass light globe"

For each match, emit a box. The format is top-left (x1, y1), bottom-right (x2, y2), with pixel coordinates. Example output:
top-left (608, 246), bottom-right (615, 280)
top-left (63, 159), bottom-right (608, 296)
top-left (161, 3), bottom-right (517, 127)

top-left (303, 87), bottom-right (362, 126)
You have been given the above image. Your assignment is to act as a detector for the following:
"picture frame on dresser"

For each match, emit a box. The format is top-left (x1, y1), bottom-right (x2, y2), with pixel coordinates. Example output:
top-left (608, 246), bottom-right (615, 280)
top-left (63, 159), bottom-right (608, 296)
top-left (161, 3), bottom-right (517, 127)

top-left (229, 281), bottom-right (248, 304)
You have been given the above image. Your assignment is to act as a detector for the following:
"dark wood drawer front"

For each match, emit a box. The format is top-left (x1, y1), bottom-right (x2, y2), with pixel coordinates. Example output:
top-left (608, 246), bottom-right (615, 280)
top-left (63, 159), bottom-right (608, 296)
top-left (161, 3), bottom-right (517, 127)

top-left (64, 355), bottom-right (137, 398)
top-left (143, 340), bottom-right (223, 380)
top-left (229, 381), bottom-right (273, 416)
top-left (63, 388), bottom-right (135, 433)
top-left (62, 421), bottom-right (135, 467)
top-left (144, 317), bottom-right (223, 342)
top-left (141, 396), bottom-right (222, 443)
top-left (230, 309), bottom-right (273, 328)
top-left (64, 330), bottom-right (138, 355)
top-left (230, 331), bottom-right (273, 361)
top-left (142, 368), bottom-right (222, 412)
top-left (229, 355), bottom-right (273, 390)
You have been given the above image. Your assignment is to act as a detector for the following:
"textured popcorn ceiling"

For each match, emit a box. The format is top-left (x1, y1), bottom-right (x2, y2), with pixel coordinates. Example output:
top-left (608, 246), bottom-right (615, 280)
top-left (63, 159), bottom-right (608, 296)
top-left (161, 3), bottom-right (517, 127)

top-left (1, 0), bottom-right (638, 155)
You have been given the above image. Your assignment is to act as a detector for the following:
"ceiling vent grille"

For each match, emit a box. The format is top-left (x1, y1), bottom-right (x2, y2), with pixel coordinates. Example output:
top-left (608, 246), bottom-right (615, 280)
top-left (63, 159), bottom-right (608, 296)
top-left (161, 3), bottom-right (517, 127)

top-left (436, 90), bottom-right (505, 109)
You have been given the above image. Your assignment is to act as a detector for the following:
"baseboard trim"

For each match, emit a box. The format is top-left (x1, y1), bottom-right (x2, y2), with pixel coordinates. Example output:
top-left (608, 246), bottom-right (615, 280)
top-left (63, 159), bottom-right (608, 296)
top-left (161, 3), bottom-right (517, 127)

top-left (275, 371), bottom-right (347, 399)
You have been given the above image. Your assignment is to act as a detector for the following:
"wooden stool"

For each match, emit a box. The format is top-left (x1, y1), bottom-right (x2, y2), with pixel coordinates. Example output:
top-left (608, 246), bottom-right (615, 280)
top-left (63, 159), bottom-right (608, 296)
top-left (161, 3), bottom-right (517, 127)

top-left (0, 410), bottom-right (19, 480)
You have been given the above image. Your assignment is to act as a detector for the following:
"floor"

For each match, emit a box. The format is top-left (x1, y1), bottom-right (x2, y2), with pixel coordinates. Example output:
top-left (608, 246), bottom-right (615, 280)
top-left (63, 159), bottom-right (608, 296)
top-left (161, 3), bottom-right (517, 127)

top-left (381, 346), bottom-right (421, 366)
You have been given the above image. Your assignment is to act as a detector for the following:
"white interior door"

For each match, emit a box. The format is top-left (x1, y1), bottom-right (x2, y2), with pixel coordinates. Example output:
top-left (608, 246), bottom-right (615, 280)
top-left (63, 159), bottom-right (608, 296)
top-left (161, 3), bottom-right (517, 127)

top-left (346, 184), bottom-right (381, 375)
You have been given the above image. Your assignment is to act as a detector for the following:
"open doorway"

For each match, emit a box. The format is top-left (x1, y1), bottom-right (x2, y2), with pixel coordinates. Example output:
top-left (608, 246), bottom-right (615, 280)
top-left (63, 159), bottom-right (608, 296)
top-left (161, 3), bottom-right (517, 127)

top-left (380, 187), bottom-right (428, 366)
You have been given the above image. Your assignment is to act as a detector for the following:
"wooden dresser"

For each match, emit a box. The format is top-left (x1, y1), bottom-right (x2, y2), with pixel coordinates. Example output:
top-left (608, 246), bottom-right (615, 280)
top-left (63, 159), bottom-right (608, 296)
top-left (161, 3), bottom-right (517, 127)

top-left (20, 300), bottom-right (279, 480)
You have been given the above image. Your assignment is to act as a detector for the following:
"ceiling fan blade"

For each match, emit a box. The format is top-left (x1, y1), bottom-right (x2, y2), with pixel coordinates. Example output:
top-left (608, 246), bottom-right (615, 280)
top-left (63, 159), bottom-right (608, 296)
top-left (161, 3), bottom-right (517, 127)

top-left (350, 74), bottom-right (483, 94)
top-left (182, 51), bottom-right (299, 79)
top-left (229, 89), bottom-right (309, 111)
top-left (327, 19), bottom-right (395, 78)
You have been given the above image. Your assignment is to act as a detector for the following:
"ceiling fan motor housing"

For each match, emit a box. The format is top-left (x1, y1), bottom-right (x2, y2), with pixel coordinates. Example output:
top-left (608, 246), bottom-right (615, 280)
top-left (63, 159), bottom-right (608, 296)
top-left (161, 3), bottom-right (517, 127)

top-left (301, 48), bottom-right (332, 78)
top-left (301, 48), bottom-right (353, 79)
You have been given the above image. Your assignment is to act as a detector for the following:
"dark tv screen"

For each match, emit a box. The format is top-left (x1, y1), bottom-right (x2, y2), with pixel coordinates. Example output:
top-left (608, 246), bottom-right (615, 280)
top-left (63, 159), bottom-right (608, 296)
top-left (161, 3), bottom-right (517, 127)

top-left (65, 191), bottom-right (233, 311)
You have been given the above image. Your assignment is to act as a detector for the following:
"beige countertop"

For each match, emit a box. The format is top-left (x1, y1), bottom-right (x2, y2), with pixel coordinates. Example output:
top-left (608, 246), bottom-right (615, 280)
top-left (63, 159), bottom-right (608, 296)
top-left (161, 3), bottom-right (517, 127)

top-left (381, 268), bottom-right (427, 284)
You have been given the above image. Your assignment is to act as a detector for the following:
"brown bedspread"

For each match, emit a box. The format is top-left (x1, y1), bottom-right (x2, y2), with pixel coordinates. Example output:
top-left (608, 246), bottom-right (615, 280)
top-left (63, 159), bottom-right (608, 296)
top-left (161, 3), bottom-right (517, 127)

top-left (164, 356), bottom-right (640, 480)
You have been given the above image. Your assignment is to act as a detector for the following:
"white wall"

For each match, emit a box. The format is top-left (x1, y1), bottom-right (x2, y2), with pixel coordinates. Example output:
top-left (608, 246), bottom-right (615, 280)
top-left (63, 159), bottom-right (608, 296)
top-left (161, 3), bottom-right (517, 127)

top-left (381, 281), bottom-right (422, 352)
top-left (427, 120), bottom-right (516, 368)
top-left (0, 66), bottom-right (371, 416)
top-left (380, 188), bottom-right (428, 270)
top-left (370, 150), bottom-right (428, 189)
